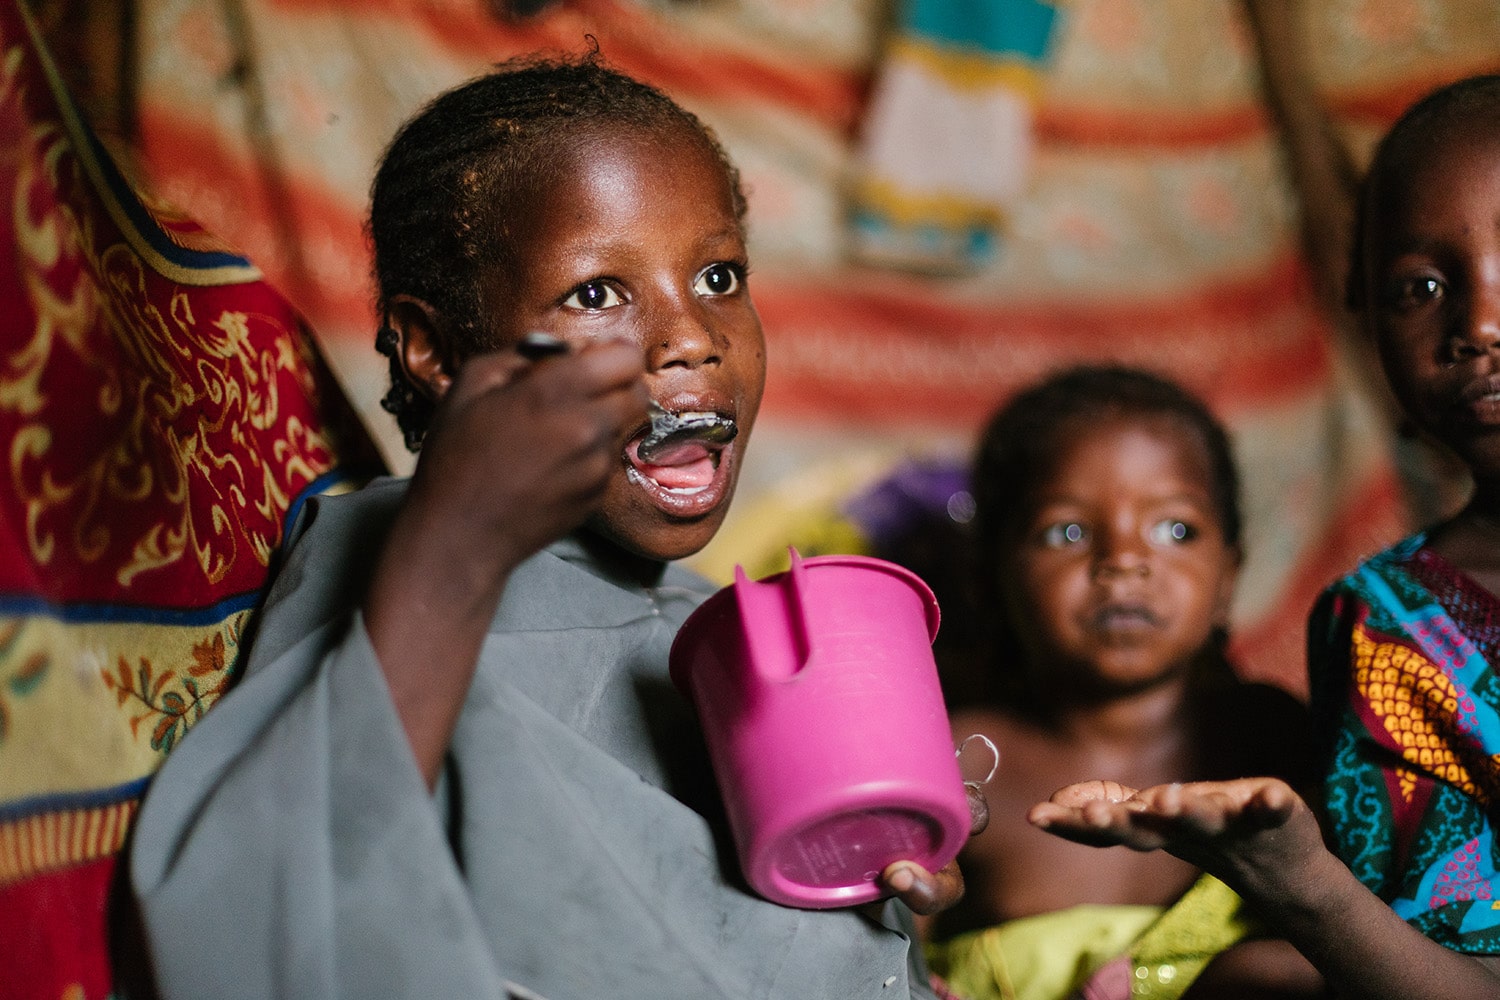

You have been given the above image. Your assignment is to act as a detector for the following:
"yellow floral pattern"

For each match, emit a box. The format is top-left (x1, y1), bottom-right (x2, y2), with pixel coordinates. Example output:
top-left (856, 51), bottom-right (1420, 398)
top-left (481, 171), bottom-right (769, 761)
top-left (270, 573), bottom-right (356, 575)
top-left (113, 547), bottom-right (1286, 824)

top-left (98, 619), bottom-right (239, 753)
top-left (1351, 624), bottom-right (1488, 806)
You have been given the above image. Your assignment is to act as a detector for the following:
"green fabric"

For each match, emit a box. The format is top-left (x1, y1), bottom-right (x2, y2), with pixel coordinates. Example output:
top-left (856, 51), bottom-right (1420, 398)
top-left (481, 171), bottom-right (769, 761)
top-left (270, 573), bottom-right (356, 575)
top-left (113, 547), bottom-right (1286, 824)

top-left (927, 874), bottom-right (1255, 1000)
top-left (929, 903), bottom-right (1159, 1000)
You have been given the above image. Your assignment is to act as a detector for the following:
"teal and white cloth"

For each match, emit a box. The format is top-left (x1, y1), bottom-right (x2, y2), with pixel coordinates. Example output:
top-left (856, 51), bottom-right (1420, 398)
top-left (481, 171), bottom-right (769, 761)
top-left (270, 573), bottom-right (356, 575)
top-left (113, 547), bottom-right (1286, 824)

top-left (850, 0), bottom-right (1064, 274)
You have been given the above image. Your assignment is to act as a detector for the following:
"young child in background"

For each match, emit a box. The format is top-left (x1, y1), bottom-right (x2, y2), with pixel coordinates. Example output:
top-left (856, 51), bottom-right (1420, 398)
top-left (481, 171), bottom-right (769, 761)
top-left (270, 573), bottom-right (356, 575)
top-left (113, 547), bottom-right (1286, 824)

top-left (130, 54), bottom-right (970, 1000)
top-left (925, 367), bottom-right (1322, 1000)
top-left (1029, 75), bottom-right (1500, 1000)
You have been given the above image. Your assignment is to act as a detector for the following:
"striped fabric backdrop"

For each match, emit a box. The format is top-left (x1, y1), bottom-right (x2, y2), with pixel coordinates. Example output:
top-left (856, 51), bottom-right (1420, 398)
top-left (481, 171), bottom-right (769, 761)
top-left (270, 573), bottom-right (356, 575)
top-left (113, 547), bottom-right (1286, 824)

top-left (114, 0), bottom-right (1500, 697)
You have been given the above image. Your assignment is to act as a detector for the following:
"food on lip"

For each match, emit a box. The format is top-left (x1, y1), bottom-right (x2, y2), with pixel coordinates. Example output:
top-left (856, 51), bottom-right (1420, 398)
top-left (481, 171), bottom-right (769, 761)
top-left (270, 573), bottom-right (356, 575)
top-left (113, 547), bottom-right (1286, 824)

top-left (637, 407), bottom-right (737, 464)
top-left (511, 332), bottom-right (740, 465)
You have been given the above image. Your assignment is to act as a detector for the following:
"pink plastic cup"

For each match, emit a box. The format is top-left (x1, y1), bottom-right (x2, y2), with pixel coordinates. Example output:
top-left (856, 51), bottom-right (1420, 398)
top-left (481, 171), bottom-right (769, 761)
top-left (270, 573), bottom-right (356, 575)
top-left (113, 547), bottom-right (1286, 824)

top-left (669, 549), bottom-right (970, 909)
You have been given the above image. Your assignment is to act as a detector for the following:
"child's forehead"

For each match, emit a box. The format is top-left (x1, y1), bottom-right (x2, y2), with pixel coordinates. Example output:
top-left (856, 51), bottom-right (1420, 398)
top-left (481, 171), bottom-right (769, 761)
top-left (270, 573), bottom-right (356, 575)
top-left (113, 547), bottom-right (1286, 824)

top-left (1372, 115), bottom-right (1500, 202)
top-left (551, 117), bottom-right (720, 168)
top-left (1357, 132), bottom-right (1500, 271)
top-left (521, 122), bottom-right (739, 212)
top-left (1005, 413), bottom-right (1211, 502)
top-left (1048, 409), bottom-right (1207, 460)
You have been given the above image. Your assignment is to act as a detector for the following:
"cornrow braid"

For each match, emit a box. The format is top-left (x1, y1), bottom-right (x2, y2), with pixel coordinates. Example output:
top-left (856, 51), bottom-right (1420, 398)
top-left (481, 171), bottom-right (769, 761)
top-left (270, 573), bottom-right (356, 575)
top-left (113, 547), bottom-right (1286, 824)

top-left (368, 49), bottom-right (748, 450)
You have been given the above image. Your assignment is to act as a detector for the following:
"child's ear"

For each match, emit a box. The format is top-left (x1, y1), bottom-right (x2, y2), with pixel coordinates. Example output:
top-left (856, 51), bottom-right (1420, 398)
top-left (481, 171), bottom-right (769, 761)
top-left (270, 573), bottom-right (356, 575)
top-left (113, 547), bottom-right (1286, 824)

top-left (386, 294), bottom-right (454, 400)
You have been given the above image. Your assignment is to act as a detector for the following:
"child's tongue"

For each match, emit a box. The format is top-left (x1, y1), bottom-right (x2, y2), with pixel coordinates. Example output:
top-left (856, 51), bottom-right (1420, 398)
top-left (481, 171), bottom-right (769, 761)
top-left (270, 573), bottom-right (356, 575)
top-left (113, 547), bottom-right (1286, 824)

top-left (631, 441), bottom-right (717, 489)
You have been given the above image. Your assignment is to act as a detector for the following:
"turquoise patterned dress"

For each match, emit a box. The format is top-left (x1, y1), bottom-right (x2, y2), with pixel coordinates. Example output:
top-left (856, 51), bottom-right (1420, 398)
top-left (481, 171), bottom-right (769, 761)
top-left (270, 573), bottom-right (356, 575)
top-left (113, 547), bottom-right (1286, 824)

top-left (1309, 533), bottom-right (1500, 952)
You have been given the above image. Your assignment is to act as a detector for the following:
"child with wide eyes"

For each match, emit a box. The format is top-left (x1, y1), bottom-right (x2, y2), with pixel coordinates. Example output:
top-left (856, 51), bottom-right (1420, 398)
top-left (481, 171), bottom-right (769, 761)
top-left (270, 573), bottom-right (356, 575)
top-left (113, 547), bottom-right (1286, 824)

top-left (129, 54), bottom-right (974, 1000)
top-left (924, 366), bottom-right (1322, 1000)
top-left (1030, 75), bottom-right (1500, 1000)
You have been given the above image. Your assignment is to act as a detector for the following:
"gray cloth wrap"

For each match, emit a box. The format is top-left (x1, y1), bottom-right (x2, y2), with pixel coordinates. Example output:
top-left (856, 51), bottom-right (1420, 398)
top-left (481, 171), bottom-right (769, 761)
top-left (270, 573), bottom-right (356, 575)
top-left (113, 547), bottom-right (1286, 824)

top-left (132, 478), bottom-right (933, 1000)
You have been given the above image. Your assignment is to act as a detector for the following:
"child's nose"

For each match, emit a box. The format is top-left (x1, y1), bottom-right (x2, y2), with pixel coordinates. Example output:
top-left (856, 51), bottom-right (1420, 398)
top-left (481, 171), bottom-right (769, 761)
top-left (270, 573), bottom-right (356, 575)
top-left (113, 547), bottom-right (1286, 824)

top-left (645, 302), bottom-right (722, 372)
top-left (1447, 280), bottom-right (1500, 360)
top-left (1092, 524), bottom-right (1150, 579)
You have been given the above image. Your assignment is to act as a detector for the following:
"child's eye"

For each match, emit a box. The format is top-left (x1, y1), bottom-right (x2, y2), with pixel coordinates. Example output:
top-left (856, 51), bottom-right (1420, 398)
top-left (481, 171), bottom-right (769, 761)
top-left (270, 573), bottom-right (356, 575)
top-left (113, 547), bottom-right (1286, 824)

top-left (694, 263), bottom-right (743, 297)
top-left (1385, 275), bottom-right (1445, 311)
top-left (1147, 519), bottom-right (1198, 545)
top-left (1041, 522), bottom-right (1087, 548)
top-left (563, 281), bottom-right (624, 310)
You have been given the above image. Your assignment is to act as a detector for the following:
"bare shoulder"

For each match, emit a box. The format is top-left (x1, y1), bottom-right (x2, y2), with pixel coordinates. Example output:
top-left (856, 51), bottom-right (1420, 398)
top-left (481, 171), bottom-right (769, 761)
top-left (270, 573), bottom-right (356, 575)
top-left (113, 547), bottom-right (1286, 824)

top-left (1195, 680), bottom-right (1315, 790)
top-left (949, 705), bottom-right (1025, 744)
top-left (949, 706), bottom-right (1055, 780)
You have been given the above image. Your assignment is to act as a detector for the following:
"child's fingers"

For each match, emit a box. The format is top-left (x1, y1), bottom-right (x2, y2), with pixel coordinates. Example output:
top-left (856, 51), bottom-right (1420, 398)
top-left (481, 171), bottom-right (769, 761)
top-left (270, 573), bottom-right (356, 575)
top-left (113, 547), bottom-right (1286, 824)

top-left (557, 338), bottom-right (650, 398)
top-left (1029, 799), bottom-right (1162, 851)
top-left (1134, 778), bottom-right (1302, 841)
top-left (1147, 782), bottom-right (1186, 817)
top-left (462, 341), bottom-right (646, 461)
top-left (1082, 799), bottom-right (1177, 852)
top-left (1162, 787), bottom-right (1236, 840)
top-left (1241, 779), bottom-right (1300, 830)
top-left (1029, 781), bottom-right (1152, 847)
top-left (1046, 780), bottom-right (1141, 809)
top-left (526, 340), bottom-right (650, 436)
top-left (452, 337), bottom-right (645, 412)
top-left (1026, 800), bottom-right (1070, 829)
top-left (408, 339), bottom-right (652, 561)
top-left (440, 350), bottom-right (533, 407)
top-left (881, 859), bottom-right (964, 917)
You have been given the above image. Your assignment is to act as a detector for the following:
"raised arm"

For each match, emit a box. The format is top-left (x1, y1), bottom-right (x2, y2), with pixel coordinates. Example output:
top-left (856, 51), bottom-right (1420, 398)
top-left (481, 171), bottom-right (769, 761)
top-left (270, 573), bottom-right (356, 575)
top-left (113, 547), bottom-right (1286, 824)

top-left (1031, 778), bottom-right (1500, 1000)
top-left (363, 338), bottom-right (648, 786)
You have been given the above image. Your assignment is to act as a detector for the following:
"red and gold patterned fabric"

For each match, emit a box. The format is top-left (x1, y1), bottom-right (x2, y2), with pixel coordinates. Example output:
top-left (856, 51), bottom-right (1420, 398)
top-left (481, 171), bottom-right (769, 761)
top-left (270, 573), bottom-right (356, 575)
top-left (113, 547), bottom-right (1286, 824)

top-left (0, 3), bottom-right (375, 997)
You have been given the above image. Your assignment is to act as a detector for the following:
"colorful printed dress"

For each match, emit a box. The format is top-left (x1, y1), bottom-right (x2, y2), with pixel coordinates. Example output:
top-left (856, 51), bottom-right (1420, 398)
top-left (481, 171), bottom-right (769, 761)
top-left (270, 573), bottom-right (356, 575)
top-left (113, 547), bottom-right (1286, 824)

top-left (1308, 533), bottom-right (1500, 953)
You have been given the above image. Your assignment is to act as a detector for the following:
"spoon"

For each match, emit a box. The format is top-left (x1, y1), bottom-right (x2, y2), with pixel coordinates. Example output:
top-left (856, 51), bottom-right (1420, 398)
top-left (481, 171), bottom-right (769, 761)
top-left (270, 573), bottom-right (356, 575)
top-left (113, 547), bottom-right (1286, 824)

top-left (636, 408), bottom-right (738, 464)
top-left (515, 332), bottom-right (737, 464)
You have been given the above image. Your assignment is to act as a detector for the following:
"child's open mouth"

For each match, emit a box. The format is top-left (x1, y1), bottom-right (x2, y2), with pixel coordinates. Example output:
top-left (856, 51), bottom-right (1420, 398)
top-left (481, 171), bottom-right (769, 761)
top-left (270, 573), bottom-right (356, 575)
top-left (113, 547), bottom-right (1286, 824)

top-left (625, 410), bottom-right (738, 516)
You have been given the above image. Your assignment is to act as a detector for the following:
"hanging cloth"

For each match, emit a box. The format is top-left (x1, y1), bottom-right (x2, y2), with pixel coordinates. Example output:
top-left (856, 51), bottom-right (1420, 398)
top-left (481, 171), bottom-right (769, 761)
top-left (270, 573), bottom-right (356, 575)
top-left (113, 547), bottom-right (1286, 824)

top-left (848, 0), bottom-right (1064, 275)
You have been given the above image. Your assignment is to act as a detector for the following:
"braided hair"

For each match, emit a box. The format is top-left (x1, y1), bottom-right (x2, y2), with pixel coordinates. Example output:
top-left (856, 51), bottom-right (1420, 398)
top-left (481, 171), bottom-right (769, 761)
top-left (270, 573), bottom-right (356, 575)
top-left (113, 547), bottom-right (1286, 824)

top-left (970, 365), bottom-right (1243, 714)
top-left (1346, 73), bottom-right (1500, 314)
top-left (369, 48), bottom-right (748, 450)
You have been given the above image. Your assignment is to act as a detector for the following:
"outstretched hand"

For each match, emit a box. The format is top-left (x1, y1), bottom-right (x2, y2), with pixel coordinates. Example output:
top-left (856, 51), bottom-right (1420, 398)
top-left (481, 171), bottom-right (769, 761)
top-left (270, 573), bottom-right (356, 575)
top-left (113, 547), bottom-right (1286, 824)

top-left (1032, 776), bottom-right (1500, 1000)
top-left (1027, 777), bottom-right (1310, 883)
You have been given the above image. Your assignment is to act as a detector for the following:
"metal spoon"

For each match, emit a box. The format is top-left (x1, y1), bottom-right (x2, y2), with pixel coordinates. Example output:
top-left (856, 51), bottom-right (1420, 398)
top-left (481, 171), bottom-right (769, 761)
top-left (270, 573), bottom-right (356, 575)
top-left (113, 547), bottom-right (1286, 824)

top-left (636, 408), bottom-right (737, 464)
